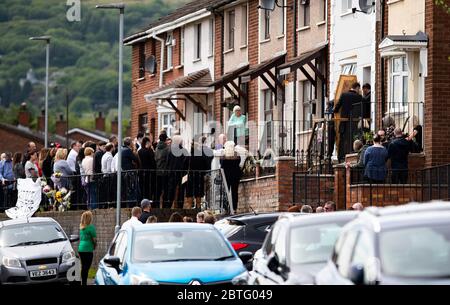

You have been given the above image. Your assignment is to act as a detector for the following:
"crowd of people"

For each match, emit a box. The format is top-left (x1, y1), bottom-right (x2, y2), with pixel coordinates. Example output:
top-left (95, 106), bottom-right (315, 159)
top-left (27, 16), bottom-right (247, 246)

top-left (0, 127), bottom-right (249, 213)
top-left (288, 201), bottom-right (364, 213)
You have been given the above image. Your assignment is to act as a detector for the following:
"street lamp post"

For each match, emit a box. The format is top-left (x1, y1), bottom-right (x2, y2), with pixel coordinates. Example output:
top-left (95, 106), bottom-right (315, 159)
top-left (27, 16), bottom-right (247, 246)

top-left (29, 36), bottom-right (51, 148)
top-left (96, 3), bottom-right (125, 234)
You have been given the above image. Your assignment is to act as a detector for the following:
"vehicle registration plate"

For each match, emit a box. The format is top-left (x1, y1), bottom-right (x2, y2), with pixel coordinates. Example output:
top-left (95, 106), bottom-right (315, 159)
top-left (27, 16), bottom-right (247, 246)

top-left (29, 269), bottom-right (57, 278)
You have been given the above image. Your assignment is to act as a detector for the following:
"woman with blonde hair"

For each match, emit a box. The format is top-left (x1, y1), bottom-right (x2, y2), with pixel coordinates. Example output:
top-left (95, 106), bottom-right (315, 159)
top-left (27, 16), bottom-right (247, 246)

top-left (78, 211), bottom-right (97, 286)
top-left (53, 148), bottom-right (73, 189)
top-left (81, 147), bottom-right (97, 209)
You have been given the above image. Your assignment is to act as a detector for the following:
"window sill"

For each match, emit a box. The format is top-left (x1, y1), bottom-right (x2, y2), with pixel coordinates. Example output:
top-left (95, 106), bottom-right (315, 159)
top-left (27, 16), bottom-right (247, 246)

top-left (175, 65), bottom-right (184, 69)
top-left (259, 38), bottom-right (271, 44)
top-left (223, 48), bottom-right (234, 55)
top-left (340, 11), bottom-right (353, 17)
top-left (296, 26), bottom-right (311, 32)
top-left (387, 0), bottom-right (403, 5)
top-left (276, 34), bottom-right (285, 40)
top-left (316, 21), bottom-right (326, 26)
top-left (137, 77), bottom-right (145, 82)
top-left (149, 73), bottom-right (156, 78)
top-left (162, 67), bottom-right (173, 73)
top-left (192, 58), bottom-right (201, 63)
top-left (207, 54), bottom-right (214, 58)
top-left (296, 129), bottom-right (313, 136)
top-left (240, 45), bottom-right (248, 50)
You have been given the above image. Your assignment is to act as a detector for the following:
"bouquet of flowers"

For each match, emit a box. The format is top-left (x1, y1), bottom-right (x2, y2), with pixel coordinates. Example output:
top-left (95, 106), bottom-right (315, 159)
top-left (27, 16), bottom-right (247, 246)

top-left (41, 175), bottom-right (72, 212)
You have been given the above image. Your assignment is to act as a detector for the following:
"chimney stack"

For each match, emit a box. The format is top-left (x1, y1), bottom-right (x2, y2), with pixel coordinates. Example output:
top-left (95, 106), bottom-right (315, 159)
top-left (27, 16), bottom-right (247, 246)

top-left (95, 111), bottom-right (105, 132)
top-left (111, 116), bottom-right (118, 135)
top-left (37, 109), bottom-right (45, 132)
top-left (55, 114), bottom-right (66, 137)
top-left (18, 102), bottom-right (30, 128)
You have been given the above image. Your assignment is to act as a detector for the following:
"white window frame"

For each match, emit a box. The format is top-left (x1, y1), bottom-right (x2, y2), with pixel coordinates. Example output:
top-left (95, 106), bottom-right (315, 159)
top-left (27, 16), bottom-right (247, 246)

top-left (263, 9), bottom-right (270, 40)
top-left (262, 89), bottom-right (274, 148)
top-left (341, 0), bottom-right (353, 14)
top-left (208, 18), bottom-right (214, 57)
top-left (320, 0), bottom-right (326, 21)
top-left (194, 23), bottom-right (202, 60)
top-left (159, 111), bottom-right (176, 138)
top-left (301, 80), bottom-right (316, 131)
top-left (227, 10), bottom-right (235, 50)
top-left (341, 63), bottom-right (357, 75)
top-left (389, 56), bottom-right (408, 113)
top-left (180, 27), bottom-right (185, 65)
top-left (280, 0), bottom-right (285, 35)
top-left (165, 32), bottom-right (173, 70)
top-left (298, 0), bottom-right (310, 28)
top-left (241, 5), bottom-right (248, 47)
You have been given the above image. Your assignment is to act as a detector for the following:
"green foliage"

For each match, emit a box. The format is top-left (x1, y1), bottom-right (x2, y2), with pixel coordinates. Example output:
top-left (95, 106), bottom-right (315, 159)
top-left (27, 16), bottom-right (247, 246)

top-left (0, 0), bottom-right (184, 129)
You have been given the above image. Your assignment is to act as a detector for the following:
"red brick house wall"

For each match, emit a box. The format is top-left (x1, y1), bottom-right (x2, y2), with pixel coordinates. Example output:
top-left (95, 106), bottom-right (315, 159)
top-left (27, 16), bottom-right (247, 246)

top-left (424, 0), bottom-right (450, 166)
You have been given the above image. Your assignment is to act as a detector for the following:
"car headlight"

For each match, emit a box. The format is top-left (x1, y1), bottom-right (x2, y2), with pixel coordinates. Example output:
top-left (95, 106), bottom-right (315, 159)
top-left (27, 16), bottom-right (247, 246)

top-left (231, 271), bottom-right (249, 285)
top-left (62, 251), bottom-right (76, 263)
top-left (130, 274), bottom-right (159, 285)
top-left (2, 256), bottom-right (21, 268)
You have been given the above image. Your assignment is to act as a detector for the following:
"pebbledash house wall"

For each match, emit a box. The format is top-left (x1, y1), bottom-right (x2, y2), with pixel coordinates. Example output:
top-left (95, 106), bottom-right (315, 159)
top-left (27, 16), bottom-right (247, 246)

top-left (0, 208), bottom-right (199, 268)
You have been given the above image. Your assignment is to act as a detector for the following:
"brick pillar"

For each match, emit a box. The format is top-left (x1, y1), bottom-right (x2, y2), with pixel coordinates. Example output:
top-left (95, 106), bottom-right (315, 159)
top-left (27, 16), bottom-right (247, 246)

top-left (276, 156), bottom-right (295, 211)
top-left (18, 103), bottom-right (30, 127)
top-left (37, 109), bottom-right (45, 132)
top-left (333, 164), bottom-right (346, 210)
top-left (55, 114), bottom-right (66, 137)
top-left (95, 112), bottom-right (105, 132)
top-left (111, 117), bottom-right (118, 135)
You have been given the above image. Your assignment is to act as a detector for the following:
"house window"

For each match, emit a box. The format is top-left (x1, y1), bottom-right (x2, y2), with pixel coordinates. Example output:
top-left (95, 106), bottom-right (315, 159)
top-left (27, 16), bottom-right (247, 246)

top-left (302, 80), bottom-right (315, 130)
top-left (165, 32), bottom-right (173, 70)
top-left (390, 56), bottom-right (408, 110)
top-left (180, 27), bottom-right (185, 65)
top-left (263, 10), bottom-right (270, 40)
top-left (138, 43), bottom-right (145, 78)
top-left (280, 1), bottom-right (285, 35)
top-left (241, 5), bottom-right (248, 46)
top-left (208, 18), bottom-right (214, 57)
top-left (342, 0), bottom-right (352, 14)
top-left (194, 23), bottom-right (202, 60)
top-left (138, 113), bottom-right (148, 134)
top-left (298, 0), bottom-right (310, 28)
top-left (341, 63), bottom-right (357, 75)
top-left (320, 0), bottom-right (326, 21)
top-left (227, 10), bottom-right (235, 50)
top-left (160, 112), bottom-right (176, 138)
top-left (263, 89), bottom-right (273, 147)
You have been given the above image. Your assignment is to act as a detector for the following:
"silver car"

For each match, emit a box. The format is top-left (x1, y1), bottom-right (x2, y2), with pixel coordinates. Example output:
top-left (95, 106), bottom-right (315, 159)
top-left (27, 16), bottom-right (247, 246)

top-left (0, 217), bottom-right (78, 284)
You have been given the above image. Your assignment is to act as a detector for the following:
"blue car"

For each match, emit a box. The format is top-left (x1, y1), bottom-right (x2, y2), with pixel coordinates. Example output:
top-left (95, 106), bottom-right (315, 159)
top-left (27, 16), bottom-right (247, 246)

top-left (95, 223), bottom-right (252, 285)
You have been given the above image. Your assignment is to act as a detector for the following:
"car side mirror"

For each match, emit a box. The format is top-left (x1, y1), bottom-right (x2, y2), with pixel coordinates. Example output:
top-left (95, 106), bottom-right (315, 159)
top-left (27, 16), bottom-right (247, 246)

top-left (238, 251), bottom-right (254, 270)
top-left (267, 254), bottom-right (289, 280)
top-left (349, 264), bottom-right (365, 285)
top-left (104, 256), bottom-right (122, 274)
top-left (69, 235), bottom-right (79, 243)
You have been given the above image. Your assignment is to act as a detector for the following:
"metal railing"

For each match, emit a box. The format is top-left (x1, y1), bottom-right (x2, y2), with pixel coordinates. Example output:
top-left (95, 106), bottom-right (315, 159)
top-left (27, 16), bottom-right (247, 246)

top-left (0, 169), bottom-right (232, 214)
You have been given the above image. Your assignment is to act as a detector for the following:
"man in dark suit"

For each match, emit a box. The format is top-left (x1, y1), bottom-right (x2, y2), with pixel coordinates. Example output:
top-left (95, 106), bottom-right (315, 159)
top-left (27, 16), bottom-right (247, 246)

top-left (334, 82), bottom-right (362, 162)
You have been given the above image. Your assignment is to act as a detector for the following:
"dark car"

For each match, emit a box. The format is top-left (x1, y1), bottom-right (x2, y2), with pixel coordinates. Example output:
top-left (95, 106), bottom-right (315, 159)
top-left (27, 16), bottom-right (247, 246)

top-left (215, 212), bottom-right (304, 255)
top-left (251, 211), bottom-right (360, 285)
top-left (0, 217), bottom-right (78, 285)
top-left (315, 201), bottom-right (450, 285)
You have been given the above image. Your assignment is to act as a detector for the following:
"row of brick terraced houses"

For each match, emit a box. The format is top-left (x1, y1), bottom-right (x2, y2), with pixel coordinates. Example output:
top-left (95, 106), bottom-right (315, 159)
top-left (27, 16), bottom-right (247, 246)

top-left (125, 0), bottom-right (450, 212)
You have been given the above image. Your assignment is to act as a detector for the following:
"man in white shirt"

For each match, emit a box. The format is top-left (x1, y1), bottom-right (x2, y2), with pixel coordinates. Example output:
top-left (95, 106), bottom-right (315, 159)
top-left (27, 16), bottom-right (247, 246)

top-left (101, 143), bottom-right (114, 174)
top-left (67, 141), bottom-right (82, 173)
top-left (121, 207), bottom-right (143, 230)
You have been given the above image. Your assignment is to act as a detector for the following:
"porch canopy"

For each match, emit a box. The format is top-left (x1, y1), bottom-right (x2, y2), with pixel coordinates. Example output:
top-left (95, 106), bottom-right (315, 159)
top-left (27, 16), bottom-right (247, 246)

top-left (144, 68), bottom-right (213, 120)
top-left (208, 64), bottom-right (249, 103)
top-left (239, 54), bottom-right (286, 102)
top-left (379, 31), bottom-right (428, 57)
top-left (277, 43), bottom-right (328, 87)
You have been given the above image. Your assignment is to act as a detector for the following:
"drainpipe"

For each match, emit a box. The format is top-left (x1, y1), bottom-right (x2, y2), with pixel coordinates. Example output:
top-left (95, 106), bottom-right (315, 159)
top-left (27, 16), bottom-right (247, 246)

top-left (153, 34), bottom-right (165, 87)
top-left (380, 0), bottom-right (386, 129)
top-left (292, 0), bottom-right (298, 156)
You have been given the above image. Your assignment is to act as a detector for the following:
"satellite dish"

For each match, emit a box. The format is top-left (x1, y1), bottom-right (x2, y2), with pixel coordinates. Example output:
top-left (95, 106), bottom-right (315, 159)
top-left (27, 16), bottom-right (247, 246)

top-left (259, 0), bottom-right (276, 11)
top-left (359, 0), bottom-right (375, 14)
top-left (145, 55), bottom-right (157, 74)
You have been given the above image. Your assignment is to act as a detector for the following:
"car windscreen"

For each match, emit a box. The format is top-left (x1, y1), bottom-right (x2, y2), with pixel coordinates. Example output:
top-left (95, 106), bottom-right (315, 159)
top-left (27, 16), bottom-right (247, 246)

top-left (289, 221), bottom-right (347, 265)
top-left (0, 222), bottom-right (67, 247)
top-left (132, 229), bottom-right (234, 263)
top-left (380, 224), bottom-right (450, 278)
